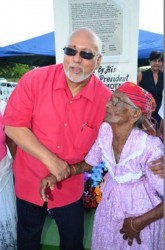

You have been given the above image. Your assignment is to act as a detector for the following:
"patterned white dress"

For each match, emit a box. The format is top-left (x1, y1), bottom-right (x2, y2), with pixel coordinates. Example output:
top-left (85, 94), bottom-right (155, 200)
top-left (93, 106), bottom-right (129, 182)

top-left (0, 100), bottom-right (17, 249)
top-left (85, 122), bottom-right (164, 250)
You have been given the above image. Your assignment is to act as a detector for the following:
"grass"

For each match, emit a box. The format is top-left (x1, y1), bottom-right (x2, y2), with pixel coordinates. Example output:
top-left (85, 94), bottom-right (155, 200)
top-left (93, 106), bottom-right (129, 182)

top-left (40, 245), bottom-right (90, 250)
top-left (40, 209), bottom-right (95, 250)
top-left (40, 246), bottom-right (59, 250)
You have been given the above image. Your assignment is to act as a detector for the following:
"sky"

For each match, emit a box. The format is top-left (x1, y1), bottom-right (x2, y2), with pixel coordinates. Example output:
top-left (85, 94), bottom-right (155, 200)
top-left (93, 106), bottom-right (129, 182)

top-left (139, 0), bottom-right (163, 34)
top-left (0, 0), bottom-right (163, 46)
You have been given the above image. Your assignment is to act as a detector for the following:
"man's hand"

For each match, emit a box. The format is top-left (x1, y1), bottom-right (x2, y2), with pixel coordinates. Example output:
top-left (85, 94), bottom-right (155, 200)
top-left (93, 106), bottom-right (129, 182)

top-left (149, 156), bottom-right (164, 178)
top-left (40, 174), bottom-right (57, 202)
top-left (45, 154), bottom-right (71, 182)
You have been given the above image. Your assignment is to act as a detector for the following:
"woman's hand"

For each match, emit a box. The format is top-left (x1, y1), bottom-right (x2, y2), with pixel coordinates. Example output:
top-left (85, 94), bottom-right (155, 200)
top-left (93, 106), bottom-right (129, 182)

top-left (40, 174), bottom-right (57, 202)
top-left (120, 202), bottom-right (163, 245)
top-left (120, 217), bottom-right (142, 246)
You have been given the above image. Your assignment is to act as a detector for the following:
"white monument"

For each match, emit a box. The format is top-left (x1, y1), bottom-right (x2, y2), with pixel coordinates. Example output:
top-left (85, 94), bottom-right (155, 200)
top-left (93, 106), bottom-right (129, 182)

top-left (53, 0), bottom-right (139, 90)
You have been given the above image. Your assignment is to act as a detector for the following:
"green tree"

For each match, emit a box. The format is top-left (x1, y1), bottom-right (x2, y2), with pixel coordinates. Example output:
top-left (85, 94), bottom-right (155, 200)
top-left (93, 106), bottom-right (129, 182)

top-left (0, 62), bottom-right (33, 81)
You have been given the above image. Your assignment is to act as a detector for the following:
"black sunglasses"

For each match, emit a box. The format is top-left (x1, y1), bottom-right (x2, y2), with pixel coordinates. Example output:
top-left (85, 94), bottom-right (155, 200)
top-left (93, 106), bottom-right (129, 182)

top-left (63, 47), bottom-right (98, 60)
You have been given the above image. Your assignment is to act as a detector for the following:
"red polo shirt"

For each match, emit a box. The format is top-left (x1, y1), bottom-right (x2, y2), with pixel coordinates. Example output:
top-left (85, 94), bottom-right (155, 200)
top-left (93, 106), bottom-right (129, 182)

top-left (3, 63), bottom-right (112, 208)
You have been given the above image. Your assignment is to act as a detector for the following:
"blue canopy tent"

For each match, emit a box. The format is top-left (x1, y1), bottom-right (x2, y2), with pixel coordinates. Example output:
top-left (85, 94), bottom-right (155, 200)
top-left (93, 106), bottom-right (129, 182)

top-left (138, 30), bottom-right (164, 66)
top-left (0, 30), bottom-right (163, 66)
top-left (0, 32), bottom-right (55, 57)
top-left (0, 32), bottom-right (56, 66)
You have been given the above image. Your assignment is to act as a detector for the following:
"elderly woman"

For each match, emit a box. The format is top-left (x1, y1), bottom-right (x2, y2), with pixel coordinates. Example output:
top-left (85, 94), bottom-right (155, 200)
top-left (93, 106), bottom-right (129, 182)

top-left (40, 82), bottom-right (163, 250)
top-left (85, 82), bottom-right (163, 250)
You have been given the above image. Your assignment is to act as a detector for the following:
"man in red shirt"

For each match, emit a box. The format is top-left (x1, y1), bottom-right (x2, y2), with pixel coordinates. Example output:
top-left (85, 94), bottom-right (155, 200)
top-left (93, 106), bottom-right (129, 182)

top-left (3, 28), bottom-right (112, 250)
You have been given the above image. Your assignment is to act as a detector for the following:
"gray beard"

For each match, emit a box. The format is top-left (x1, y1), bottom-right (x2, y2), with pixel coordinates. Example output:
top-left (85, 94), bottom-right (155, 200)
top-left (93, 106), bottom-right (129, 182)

top-left (64, 69), bottom-right (92, 83)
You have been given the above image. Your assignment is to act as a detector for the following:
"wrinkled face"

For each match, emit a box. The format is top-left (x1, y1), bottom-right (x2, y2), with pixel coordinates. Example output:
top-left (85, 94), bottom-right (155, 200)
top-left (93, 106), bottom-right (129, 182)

top-left (104, 90), bottom-right (138, 124)
top-left (150, 58), bottom-right (163, 72)
top-left (63, 30), bottom-right (102, 84)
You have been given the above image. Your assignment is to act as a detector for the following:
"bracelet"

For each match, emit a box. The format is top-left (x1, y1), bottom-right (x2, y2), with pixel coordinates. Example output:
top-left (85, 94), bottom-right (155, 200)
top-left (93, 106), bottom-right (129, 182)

top-left (130, 218), bottom-right (140, 233)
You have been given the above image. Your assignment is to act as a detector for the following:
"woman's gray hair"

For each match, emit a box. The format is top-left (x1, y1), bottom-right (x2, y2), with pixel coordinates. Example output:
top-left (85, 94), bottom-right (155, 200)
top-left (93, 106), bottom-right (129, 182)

top-left (133, 115), bottom-right (144, 130)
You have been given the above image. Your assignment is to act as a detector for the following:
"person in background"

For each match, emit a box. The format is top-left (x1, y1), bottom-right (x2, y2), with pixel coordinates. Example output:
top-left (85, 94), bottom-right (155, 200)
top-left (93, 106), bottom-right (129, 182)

top-left (2, 28), bottom-right (112, 250)
top-left (158, 91), bottom-right (164, 139)
top-left (40, 82), bottom-right (163, 250)
top-left (0, 98), bottom-right (17, 249)
top-left (137, 51), bottom-right (164, 127)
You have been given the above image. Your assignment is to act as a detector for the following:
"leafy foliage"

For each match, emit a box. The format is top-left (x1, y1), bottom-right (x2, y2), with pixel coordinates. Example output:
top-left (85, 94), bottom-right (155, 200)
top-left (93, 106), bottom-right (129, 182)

top-left (0, 62), bottom-right (33, 81)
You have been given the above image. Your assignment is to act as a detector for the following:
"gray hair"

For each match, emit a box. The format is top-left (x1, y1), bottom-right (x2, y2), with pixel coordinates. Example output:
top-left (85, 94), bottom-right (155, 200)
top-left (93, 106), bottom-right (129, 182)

top-left (133, 115), bottom-right (144, 130)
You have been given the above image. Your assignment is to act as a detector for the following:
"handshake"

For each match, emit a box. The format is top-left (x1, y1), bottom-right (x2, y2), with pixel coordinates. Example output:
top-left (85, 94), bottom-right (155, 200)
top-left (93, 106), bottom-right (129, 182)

top-left (39, 161), bottom-right (92, 202)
